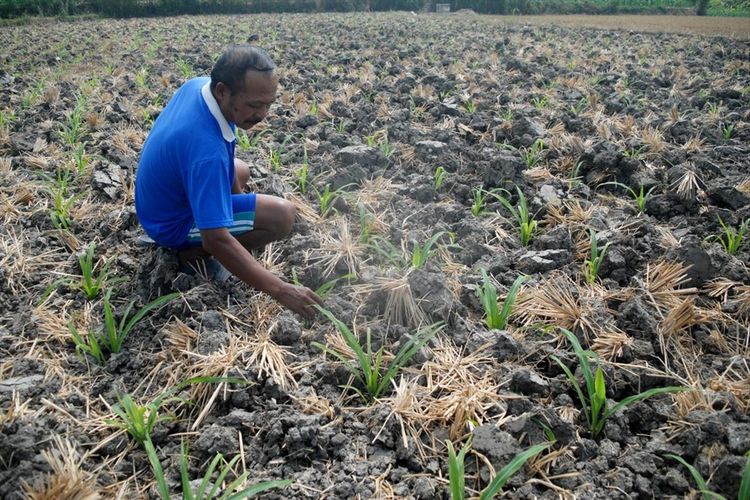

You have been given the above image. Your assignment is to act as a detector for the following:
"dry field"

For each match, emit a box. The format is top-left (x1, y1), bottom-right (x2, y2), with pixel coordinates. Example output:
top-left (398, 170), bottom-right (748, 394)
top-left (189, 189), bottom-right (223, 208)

top-left (0, 11), bottom-right (749, 500)
top-left (495, 14), bottom-right (750, 39)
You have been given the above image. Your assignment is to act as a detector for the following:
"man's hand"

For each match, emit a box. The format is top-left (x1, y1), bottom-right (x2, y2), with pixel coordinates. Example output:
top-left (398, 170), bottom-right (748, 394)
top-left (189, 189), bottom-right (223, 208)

top-left (272, 282), bottom-right (324, 319)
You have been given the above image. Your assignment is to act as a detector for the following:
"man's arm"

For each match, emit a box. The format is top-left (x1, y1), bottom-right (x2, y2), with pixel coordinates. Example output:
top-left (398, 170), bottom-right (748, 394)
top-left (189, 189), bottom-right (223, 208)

top-left (201, 228), bottom-right (322, 318)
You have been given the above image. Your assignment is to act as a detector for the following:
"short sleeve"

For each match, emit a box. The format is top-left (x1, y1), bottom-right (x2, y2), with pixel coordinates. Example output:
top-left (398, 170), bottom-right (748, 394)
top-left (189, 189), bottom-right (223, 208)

top-left (185, 158), bottom-right (233, 230)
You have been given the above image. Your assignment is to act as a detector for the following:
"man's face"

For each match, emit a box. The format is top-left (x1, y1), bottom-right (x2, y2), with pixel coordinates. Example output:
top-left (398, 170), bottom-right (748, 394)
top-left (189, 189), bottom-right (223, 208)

top-left (214, 70), bottom-right (278, 130)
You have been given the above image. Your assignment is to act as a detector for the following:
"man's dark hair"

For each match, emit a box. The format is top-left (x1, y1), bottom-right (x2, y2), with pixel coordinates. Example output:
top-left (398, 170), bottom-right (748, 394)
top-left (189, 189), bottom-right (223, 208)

top-left (210, 45), bottom-right (276, 92)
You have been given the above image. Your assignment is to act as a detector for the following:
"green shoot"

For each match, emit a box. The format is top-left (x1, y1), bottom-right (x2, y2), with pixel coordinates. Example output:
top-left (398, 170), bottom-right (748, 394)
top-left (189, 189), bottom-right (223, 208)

top-left (520, 139), bottom-right (545, 169)
top-left (180, 441), bottom-right (292, 500)
top-left (102, 289), bottom-right (179, 355)
top-left (175, 57), bottom-right (194, 79)
top-left (68, 322), bottom-right (106, 364)
top-left (236, 129), bottom-right (251, 151)
top-left (551, 328), bottom-right (688, 437)
top-left (462, 97), bottom-right (477, 114)
top-left (295, 146), bottom-right (310, 194)
top-left (478, 442), bottom-right (552, 499)
top-left (487, 186), bottom-right (538, 246)
top-left (410, 231), bottom-right (456, 270)
top-left (667, 455), bottom-right (725, 500)
top-left (476, 270), bottom-right (527, 330)
top-left (471, 187), bottom-right (489, 217)
top-left (72, 142), bottom-right (89, 175)
top-left (582, 229), bottom-right (611, 284)
top-left (78, 242), bottom-right (110, 300)
top-left (714, 215), bottom-right (748, 255)
top-left (313, 183), bottom-right (353, 217)
top-left (447, 437), bottom-right (472, 500)
top-left (740, 451), bottom-right (750, 500)
top-left (357, 204), bottom-right (375, 244)
top-left (434, 166), bottom-right (447, 191)
top-left (312, 307), bottom-right (443, 402)
top-left (42, 169), bottom-right (80, 230)
top-left (58, 95), bottom-right (86, 146)
top-left (598, 181), bottom-right (656, 213)
top-left (722, 122), bottom-right (734, 139)
top-left (531, 95), bottom-right (549, 110)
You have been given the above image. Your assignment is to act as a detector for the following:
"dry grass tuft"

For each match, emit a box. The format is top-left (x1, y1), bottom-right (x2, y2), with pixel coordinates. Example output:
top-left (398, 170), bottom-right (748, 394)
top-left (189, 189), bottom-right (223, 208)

top-left (0, 228), bottom-right (67, 293)
top-left (590, 331), bottom-right (633, 361)
top-left (357, 273), bottom-right (427, 328)
top-left (420, 339), bottom-right (501, 440)
top-left (21, 435), bottom-right (100, 500)
top-left (515, 274), bottom-right (605, 342)
top-left (243, 329), bottom-right (297, 391)
top-left (310, 218), bottom-right (366, 277)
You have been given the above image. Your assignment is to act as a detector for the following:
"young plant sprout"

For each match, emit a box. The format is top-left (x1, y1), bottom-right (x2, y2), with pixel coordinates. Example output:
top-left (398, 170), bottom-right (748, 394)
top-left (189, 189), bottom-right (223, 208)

top-left (520, 138), bottom-right (545, 168)
top-left (446, 435), bottom-right (552, 500)
top-left (313, 183), bottom-right (352, 217)
top-left (434, 166), bottom-right (447, 191)
top-left (582, 229), bottom-right (611, 284)
top-left (487, 186), bottom-right (538, 246)
top-left (78, 242), bottom-right (110, 300)
top-left (180, 441), bottom-right (292, 499)
top-left (550, 328), bottom-right (688, 437)
top-left (476, 269), bottom-right (527, 330)
top-left (295, 146), bottom-right (310, 194)
top-left (69, 290), bottom-right (179, 363)
top-left (712, 215), bottom-right (748, 255)
top-left (312, 307), bottom-right (443, 402)
top-left (598, 181), bottom-right (656, 213)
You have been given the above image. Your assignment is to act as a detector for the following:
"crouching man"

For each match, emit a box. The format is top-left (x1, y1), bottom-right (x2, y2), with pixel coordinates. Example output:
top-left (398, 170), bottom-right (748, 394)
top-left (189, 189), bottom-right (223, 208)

top-left (135, 44), bottom-right (322, 319)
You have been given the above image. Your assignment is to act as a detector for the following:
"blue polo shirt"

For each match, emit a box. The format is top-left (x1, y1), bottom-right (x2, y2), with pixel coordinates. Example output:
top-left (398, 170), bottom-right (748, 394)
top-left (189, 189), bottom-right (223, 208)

top-left (135, 77), bottom-right (237, 248)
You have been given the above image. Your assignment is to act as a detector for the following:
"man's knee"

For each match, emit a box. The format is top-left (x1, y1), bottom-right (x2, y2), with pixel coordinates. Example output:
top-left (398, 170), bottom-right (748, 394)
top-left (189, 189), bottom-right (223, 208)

top-left (233, 159), bottom-right (251, 193)
top-left (278, 198), bottom-right (296, 237)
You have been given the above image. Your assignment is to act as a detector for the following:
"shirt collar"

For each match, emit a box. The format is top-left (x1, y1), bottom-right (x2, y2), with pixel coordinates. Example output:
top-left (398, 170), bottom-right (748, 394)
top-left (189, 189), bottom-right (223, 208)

top-left (201, 82), bottom-right (235, 143)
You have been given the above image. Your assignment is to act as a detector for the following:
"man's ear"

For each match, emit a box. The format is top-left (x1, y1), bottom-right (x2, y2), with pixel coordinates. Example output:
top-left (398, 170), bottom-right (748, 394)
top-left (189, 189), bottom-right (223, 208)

top-left (214, 82), bottom-right (230, 102)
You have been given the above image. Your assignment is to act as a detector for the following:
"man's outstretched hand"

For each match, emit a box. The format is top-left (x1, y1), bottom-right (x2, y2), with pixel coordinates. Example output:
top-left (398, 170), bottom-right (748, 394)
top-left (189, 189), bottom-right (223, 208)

top-left (273, 282), bottom-right (324, 319)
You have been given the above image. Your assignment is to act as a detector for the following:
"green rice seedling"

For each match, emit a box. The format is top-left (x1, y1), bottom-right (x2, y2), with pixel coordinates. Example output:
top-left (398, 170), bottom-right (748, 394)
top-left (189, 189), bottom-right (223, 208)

top-left (722, 123), bottom-right (735, 139)
top-left (410, 231), bottom-right (456, 270)
top-left (582, 229), bottom-right (611, 284)
top-left (357, 204), bottom-right (375, 244)
top-left (462, 98), bottom-right (477, 114)
top-left (180, 441), bottom-right (292, 499)
top-left (335, 118), bottom-right (347, 133)
top-left (295, 147), bottom-right (310, 194)
top-left (267, 145), bottom-right (283, 171)
top-left (471, 187), bottom-right (489, 217)
top-left (236, 129), bottom-right (251, 151)
top-left (531, 95), bottom-right (549, 110)
top-left (72, 142), bottom-right (89, 175)
top-left (741, 451), bottom-right (750, 500)
top-left (68, 322), bottom-right (106, 364)
top-left (175, 57), bottom-right (194, 79)
top-left (520, 139), bottom-right (545, 168)
top-left (41, 169), bottom-right (80, 230)
top-left (598, 181), bottom-right (656, 213)
top-left (309, 96), bottom-right (318, 116)
top-left (446, 436), bottom-right (552, 500)
top-left (379, 132), bottom-right (393, 159)
top-left (487, 186), bottom-right (538, 246)
top-left (478, 442), bottom-right (552, 499)
top-left (312, 306), bottom-right (444, 402)
top-left (58, 101), bottom-right (86, 147)
top-left (570, 97), bottom-right (587, 115)
top-left (476, 270), bottom-right (527, 330)
top-left (713, 215), bottom-right (748, 255)
top-left (0, 110), bottom-right (16, 134)
top-left (78, 242), bottom-right (110, 300)
top-left (313, 183), bottom-right (352, 217)
top-left (101, 289), bottom-right (179, 355)
top-left (501, 108), bottom-right (514, 122)
top-left (667, 455), bottom-right (726, 500)
top-left (434, 166), bottom-right (447, 191)
top-left (134, 66), bottom-right (149, 88)
top-left (447, 437), bottom-right (472, 500)
top-left (551, 328), bottom-right (688, 437)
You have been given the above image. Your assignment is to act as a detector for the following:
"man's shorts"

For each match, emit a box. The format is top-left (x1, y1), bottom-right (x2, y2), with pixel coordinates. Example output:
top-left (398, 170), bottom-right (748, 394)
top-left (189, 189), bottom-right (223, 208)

top-left (174, 193), bottom-right (256, 250)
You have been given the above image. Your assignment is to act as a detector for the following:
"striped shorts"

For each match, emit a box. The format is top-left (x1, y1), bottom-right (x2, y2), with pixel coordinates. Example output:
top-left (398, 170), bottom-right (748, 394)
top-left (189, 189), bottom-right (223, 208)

top-left (177, 193), bottom-right (256, 249)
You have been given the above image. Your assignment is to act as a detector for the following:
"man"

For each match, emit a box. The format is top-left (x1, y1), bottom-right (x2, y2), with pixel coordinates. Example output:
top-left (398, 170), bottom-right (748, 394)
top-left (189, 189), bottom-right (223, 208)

top-left (135, 45), bottom-right (322, 319)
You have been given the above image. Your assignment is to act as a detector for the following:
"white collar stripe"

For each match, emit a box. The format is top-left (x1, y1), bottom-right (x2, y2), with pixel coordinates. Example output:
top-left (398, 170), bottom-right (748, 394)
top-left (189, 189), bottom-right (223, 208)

top-left (201, 82), bottom-right (235, 143)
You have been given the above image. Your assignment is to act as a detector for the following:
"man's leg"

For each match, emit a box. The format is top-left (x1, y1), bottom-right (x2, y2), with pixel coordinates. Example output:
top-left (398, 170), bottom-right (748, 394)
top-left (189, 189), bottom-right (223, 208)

top-left (235, 194), bottom-right (295, 250)
top-left (233, 158), bottom-right (251, 194)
